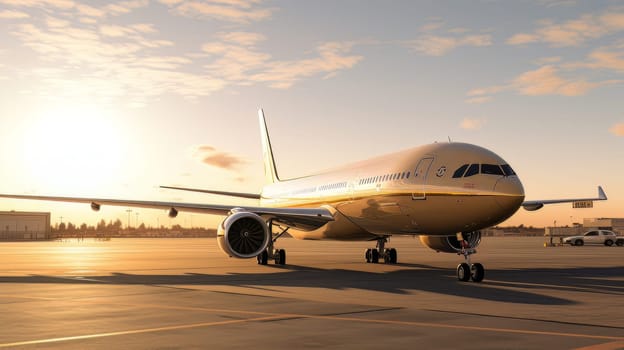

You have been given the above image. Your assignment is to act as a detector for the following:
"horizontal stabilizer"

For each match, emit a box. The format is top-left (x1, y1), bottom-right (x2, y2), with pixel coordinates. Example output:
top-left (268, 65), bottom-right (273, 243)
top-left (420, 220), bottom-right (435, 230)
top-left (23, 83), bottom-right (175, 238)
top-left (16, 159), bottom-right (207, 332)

top-left (160, 186), bottom-right (261, 199)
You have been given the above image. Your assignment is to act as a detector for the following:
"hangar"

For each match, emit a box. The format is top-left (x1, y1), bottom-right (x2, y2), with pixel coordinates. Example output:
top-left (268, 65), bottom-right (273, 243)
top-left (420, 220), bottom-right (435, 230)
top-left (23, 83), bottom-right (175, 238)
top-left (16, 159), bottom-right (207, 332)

top-left (0, 211), bottom-right (51, 240)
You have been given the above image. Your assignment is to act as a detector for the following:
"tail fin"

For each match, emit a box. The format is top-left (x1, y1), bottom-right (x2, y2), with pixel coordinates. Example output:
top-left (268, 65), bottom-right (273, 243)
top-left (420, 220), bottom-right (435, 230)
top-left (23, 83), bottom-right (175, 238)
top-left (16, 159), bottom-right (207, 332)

top-left (258, 109), bottom-right (280, 184)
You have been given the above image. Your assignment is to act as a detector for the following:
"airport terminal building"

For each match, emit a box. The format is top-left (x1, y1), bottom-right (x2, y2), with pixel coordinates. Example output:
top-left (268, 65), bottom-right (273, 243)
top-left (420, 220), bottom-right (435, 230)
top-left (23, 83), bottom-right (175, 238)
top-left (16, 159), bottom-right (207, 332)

top-left (0, 211), bottom-right (51, 240)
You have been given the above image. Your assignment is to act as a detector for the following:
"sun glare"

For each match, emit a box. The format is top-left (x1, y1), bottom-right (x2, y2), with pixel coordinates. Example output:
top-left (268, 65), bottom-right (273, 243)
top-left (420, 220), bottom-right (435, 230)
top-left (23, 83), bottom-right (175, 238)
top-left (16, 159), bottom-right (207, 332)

top-left (21, 105), bottom-right (125, 194)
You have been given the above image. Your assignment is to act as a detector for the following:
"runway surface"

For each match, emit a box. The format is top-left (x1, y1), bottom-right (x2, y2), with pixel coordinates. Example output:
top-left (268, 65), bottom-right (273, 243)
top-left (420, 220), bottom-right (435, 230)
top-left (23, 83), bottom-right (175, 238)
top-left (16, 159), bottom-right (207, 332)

top-left (0, 236), bottom-right (622, 349)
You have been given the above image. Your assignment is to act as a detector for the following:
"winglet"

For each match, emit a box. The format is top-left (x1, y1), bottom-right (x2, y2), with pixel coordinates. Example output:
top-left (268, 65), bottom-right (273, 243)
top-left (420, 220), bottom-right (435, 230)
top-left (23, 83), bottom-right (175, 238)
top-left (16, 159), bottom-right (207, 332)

top-left (598, 186), bottom-right (607, 200)
top-left (258, 109), bottom-right (280, 184)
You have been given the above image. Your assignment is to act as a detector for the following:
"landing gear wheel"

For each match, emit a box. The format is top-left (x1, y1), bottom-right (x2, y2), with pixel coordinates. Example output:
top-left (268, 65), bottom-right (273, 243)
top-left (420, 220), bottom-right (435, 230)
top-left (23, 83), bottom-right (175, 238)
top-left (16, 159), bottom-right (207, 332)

top-left (257, 250), bottom-right (268, 265)
top-left (274, 249), bottom-right (286, 265)
top-left (470, 263), bottom-right (485, 282)
top-left (371, 248), bottom-right (379, 264)
top-left (457, 263), bottom-right (471, 282)
top-left (384, 248), bottom-right (397, 264)
top-left (365, 249), bottom-right (372, 263)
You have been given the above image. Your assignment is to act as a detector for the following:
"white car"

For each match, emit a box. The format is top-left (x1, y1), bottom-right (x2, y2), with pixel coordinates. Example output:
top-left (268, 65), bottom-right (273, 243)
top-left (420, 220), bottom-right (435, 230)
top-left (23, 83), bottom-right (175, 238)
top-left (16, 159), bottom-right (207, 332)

top-left (563, 230), bottom-right (624, 246)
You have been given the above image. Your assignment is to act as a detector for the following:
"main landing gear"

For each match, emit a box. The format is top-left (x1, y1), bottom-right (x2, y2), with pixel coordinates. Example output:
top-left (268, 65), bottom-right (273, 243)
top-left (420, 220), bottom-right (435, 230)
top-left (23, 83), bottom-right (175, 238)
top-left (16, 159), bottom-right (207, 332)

top-left (257, 220), bottom-right (288, 266)
top-left (365, 236), bottom-right (398, 264)
top-left (456, 232), bottom-right (484, 282)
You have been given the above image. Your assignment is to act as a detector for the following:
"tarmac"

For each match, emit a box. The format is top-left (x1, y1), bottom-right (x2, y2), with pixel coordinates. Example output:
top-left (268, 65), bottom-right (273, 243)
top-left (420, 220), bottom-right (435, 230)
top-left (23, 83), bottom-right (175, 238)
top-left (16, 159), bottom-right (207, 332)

top-left (0, 236), bottom-right (622, 349)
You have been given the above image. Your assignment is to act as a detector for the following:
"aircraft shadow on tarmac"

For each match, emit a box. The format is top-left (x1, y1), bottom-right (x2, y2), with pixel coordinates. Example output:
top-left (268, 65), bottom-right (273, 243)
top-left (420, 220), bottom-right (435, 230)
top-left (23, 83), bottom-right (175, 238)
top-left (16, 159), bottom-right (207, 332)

top-left (1, 265), bottom-right (622, 305)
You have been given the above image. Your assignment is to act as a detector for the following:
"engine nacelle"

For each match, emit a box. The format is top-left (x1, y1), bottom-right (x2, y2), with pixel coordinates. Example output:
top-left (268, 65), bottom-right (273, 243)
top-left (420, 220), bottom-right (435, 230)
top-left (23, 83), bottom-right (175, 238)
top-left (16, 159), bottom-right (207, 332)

top-left (90, 202), bottom-right (101, 212)
top-left (419, 231), bottom-right (482, 253)
top-left (168, 208), bottom-right (178, 218)
top-left (217, 211), bottom-right (270, 259)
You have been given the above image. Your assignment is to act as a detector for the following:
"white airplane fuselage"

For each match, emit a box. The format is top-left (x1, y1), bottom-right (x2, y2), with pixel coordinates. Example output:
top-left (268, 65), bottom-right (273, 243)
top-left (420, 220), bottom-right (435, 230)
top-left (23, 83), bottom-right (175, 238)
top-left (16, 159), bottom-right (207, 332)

top-left (260, 142), bottom-right (525, 241)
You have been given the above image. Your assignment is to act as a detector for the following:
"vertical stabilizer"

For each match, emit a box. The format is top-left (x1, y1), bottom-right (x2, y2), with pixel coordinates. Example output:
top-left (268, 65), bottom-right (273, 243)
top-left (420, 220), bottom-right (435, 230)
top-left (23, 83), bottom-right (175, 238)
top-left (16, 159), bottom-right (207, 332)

top-left (258, 109), bottom-right (280, 184)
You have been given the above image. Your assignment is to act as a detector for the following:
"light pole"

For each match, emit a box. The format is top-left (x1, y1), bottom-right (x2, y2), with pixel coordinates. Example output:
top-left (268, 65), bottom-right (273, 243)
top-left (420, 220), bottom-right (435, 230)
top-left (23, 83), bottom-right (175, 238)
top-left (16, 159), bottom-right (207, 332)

top-left (126, 209), bottom-right (132, 229)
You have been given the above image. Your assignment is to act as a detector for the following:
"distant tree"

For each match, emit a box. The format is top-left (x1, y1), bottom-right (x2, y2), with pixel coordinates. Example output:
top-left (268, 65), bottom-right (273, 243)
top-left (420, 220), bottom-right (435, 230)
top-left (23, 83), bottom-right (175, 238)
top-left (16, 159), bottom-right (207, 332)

top-left (80, 223), bottom-right (88, 231)
top-left (138, 223), bottom-right (146, 230)
top-left (97, 219), bottom-right (106, 232)
top-left (58, 222), bottom-right (66, 231)
top-left (113, 219), bottom-right (122, 230)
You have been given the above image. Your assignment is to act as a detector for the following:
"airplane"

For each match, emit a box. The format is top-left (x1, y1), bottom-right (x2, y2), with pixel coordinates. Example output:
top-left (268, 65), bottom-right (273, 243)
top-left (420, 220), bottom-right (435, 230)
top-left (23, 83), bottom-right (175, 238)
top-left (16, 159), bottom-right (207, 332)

top-left (0, 109), bottom-right (608, 283)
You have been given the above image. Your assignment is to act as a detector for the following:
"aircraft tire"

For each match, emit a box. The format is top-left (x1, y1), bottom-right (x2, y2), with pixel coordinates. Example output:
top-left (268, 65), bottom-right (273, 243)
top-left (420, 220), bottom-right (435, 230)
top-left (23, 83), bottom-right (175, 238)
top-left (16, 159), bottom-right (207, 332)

top-left (470, 263), bottom-right (485, 282)
top-left (457, 263), bottom-right (470, 282)
top-left (371, 249), bottom-right (379, 264)
top-left (386, 248), bottom-right (397, 264)
top-left (276, 249), bottom-right (286, 265)
top-left (257, 250), bottom-right (268, 265)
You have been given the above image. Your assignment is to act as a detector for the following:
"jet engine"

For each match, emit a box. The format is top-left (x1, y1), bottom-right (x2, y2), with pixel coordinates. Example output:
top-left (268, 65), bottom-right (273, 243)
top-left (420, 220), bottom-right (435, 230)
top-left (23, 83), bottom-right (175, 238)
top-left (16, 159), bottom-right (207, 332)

top-left (168, 208), bottom-right (178, 218)
top-left (217, 211), bottom-right (270, 259)
top-left (419, 231), bottom-right (482, 253)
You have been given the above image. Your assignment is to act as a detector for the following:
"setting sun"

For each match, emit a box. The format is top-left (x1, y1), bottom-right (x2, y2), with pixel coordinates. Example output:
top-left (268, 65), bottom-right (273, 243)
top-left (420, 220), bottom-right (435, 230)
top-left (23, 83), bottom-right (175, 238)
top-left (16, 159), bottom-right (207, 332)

top-left (19, 105), bottom-right (126, 194)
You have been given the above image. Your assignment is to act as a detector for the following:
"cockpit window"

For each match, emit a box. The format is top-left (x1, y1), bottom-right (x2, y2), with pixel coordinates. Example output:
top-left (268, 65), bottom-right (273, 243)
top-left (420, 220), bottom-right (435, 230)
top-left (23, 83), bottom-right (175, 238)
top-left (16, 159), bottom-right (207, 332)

top-left (464, 164), bottom-right (480, 177)
top-left (452, 164), bottom-right (469, 178)
top-left (501, 164), bottom-right (516, 176)
top-left (481, 164), bottom-right (504, 176)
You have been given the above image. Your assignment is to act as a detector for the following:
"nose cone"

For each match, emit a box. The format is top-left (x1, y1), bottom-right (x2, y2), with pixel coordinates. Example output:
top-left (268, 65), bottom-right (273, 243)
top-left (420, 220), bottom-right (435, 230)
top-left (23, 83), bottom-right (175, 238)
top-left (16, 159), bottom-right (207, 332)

top-left (493, 176), bottom-right (525, 218)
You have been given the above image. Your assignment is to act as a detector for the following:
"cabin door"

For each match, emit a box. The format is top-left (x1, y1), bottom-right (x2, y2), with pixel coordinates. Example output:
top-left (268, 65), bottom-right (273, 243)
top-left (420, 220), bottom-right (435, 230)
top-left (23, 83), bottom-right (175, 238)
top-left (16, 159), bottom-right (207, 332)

top-left (412, 157), bottom-right (434, 200)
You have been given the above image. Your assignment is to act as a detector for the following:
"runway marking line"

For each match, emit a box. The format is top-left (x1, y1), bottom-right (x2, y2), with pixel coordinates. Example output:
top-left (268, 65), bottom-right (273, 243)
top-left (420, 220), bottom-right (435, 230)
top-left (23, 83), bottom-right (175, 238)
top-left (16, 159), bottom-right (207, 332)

top-left (0, 315), bottom-right (287, 348)
top-left (117, 302), bottom-right (624, 342)
top-left (2, 303), bottom-right (622, 347)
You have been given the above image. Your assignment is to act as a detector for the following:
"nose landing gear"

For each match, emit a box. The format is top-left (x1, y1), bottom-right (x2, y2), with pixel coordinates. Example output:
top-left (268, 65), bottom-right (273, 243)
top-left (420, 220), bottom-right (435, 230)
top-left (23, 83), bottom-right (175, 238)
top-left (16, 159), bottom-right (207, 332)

top-left (456, 232), bottom-right (484, 282)
top-left (365, 237), bottom-right (398, 264)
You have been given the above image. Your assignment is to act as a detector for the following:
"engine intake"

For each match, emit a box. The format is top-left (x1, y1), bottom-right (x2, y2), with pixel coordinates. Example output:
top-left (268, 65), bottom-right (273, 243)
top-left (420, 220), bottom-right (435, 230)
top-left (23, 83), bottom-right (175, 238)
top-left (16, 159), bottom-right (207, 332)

top-left (217, 211), bottom-right (270, 259)
top-left (419, 231), bottom-right (482, 253)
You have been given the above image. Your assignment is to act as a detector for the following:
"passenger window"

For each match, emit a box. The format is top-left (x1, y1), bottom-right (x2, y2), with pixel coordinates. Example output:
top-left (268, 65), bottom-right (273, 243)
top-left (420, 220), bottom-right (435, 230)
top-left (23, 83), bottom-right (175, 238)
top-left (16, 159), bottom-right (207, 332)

top-left (464, 164), bottom-right (479, 177)
top-left (482, 164), bottom-right (504, 176)
top-left (586, 231), bottom-right (598, 236)
top-left (453, 164), bottom-right (468, 178)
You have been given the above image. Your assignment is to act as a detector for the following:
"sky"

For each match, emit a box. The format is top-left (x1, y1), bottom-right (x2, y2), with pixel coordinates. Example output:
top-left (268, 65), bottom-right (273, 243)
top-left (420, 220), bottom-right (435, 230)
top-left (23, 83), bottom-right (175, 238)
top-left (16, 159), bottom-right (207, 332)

top-left (0, 0), bottom-right (623, 229)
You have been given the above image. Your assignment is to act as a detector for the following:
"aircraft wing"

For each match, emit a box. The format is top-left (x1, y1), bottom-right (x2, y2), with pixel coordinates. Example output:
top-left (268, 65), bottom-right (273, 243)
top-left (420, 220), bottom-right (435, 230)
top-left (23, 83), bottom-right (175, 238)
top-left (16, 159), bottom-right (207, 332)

top-left (0, 193), bottom-right (334, 231)
top-left (159, 185), bottom-right (261, 199)
top-left (521, 186), bottom-right (607, 211)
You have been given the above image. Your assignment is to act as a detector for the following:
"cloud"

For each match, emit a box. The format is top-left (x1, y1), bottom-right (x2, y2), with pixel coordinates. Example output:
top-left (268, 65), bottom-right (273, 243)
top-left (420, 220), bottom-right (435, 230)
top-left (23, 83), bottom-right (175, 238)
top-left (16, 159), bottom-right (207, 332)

top-left (464, 96), bottom-right (492, 104)
top-left (192, 145), bottom-right (247, 170)
top-left (163, 0), bottom-right (272, 23)
top-left (513, 65), bottom-right (606, 96)
top-left (404, 34), bottom-right (492, 56)
top-left (467, 65), bottom-right (620, 102)
top-left (507, 11), bottom-right (624, 47)
top-left (0, 0), bottom-right (362, 104)
top-left (610, 123), bottom-right (624, 136)
top-left (460, 118), bottom-right (486, 130)
top-left (0, 10), bottom-right (30, 19)
top-left (0, 0), bottom-right (74, 10)
top-left (202, 38), bottom-right (362, 89)
top-left (569, 49), bottom-right (624, 72)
